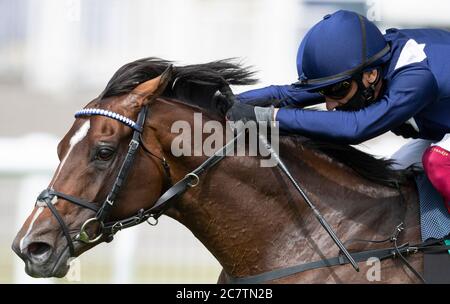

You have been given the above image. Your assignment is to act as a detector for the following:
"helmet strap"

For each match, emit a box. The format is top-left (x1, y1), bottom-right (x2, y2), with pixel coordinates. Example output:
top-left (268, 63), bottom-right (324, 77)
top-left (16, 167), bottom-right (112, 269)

top-left (359, 67), bottom-right (382, 103)
top-left (335, 68), bottom-right (382, 112)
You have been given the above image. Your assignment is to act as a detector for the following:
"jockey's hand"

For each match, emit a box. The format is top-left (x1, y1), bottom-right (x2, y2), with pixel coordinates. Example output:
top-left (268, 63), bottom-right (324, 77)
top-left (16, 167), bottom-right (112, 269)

top-left (226, 102), bottom-right (256, 123)
top-left (225, 103), bottom-right (275, 124)
top-left (246, 98), bottom-right (283, 107)
top-left (213, 90), bottom-right (281, 116)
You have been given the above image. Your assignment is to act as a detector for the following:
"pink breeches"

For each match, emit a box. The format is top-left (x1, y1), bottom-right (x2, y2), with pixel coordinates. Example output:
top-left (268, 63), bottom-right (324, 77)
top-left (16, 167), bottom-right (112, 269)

top-left (422, 146), bottom-right (450, 214)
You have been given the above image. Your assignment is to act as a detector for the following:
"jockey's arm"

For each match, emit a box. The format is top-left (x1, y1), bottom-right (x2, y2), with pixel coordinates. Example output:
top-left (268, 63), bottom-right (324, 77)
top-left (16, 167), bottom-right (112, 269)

top-left (275, 64), bottom-right (439, 144)
top-left (237, 85), bottom-right (324, 107)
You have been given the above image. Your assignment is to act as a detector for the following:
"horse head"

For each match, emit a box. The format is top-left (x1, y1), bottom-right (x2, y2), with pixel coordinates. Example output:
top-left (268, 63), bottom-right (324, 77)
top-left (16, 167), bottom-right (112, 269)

top-left (12, 64), bottom-right (176, 278)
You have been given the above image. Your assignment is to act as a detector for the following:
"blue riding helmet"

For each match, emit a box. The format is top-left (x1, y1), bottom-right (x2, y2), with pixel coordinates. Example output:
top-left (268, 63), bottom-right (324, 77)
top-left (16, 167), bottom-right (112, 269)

top-left (295, 10), bottom-right (391, 92)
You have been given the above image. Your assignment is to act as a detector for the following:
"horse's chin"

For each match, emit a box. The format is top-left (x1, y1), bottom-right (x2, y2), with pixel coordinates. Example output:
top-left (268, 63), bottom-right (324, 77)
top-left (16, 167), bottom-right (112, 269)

top-left (25, 263), bottom-right (69, 278)
top-left (24, 247), bottom-right (71, 278)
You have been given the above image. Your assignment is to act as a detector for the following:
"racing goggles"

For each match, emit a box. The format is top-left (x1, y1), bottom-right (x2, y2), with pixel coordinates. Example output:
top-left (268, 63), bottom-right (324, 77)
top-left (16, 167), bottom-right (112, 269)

top-left (317, 80), bottom-right (352, 99)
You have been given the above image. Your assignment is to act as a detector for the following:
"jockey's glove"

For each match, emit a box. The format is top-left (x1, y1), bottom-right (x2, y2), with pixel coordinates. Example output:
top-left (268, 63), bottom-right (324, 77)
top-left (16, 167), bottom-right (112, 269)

top-left (225, 102), bottom-right (275, 124)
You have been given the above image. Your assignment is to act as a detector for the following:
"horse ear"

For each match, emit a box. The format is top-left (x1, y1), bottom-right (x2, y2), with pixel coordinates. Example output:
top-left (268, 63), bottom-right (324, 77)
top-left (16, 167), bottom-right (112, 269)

top-left (131, 64), bottom-right (173, 106)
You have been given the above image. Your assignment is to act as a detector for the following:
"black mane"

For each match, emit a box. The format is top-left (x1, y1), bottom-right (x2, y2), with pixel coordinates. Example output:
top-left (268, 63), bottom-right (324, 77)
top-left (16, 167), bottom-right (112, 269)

top-left (101, 57), bottom-right (414, 189)
top-left (100, 57), bottom-right (257, 115)
top-left (298, 137), bottom-right (415, 188)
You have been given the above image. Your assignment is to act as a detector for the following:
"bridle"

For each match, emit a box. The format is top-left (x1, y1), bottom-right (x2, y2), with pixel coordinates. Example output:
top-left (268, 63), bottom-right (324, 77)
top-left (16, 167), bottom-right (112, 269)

top-left (36, 97), bottom-right (237, 258)
top-left (35, 98), bottom-right (450, 283)
top-left (36, 105), bottom-right (173, 256)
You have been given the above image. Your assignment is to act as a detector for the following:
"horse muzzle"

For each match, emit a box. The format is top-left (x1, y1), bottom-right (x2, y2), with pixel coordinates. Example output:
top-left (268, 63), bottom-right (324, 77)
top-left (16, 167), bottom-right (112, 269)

top-left (12, 232), bottom-right (71, 278)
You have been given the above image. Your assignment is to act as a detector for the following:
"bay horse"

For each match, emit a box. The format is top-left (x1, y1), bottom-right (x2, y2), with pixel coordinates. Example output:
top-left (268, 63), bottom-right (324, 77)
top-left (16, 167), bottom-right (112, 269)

top-left (12, 58), bottom-right (428, 283)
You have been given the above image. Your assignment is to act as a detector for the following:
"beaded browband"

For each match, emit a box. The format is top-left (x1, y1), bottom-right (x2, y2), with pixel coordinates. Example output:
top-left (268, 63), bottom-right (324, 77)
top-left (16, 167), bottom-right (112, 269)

top-left (75, 108), bottom-right (141, 132)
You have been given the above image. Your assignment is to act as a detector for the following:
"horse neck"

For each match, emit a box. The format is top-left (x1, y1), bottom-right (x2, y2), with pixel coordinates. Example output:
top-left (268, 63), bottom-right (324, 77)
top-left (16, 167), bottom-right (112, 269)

top-left (146, 100), bottom-right (419, 278)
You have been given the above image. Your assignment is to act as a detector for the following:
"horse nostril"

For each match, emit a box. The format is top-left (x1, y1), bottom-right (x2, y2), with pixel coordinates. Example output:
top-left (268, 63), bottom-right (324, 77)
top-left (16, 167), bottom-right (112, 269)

top-left (27, 242), bottom-right (52, 263)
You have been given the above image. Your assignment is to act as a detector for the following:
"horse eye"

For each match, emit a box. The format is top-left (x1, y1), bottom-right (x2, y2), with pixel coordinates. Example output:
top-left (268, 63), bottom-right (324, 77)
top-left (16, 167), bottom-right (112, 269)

top-left (95, 148), bottom-right (114, 161)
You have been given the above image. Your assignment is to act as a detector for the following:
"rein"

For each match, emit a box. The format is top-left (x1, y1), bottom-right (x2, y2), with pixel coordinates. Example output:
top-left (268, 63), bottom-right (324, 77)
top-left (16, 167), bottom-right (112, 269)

top-left (224, 232), bottom-right (450, 284)
top-left (101, 128), bottom-right (243, 235)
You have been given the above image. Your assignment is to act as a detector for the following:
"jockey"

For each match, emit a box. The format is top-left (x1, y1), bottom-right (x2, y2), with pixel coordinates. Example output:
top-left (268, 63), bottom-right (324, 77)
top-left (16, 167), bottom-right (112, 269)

top-left (225, 10), bottom-right (450, 213)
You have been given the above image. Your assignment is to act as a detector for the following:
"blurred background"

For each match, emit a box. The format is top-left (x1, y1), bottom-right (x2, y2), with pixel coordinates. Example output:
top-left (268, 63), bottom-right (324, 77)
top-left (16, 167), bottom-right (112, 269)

top-left (1, 0), bottom-right (449, 283)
